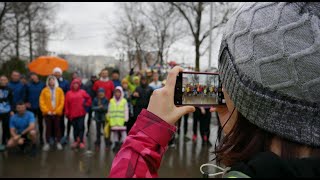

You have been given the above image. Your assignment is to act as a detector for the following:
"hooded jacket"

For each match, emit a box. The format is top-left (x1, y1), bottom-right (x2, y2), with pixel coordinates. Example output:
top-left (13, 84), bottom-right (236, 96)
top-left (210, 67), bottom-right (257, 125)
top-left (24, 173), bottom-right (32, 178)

top-left (65, 79), bottom-right (92, 120)
top-left (107, 86), bottom-right (128, 127)
top-left (39, 76), bottom-right (65, 116)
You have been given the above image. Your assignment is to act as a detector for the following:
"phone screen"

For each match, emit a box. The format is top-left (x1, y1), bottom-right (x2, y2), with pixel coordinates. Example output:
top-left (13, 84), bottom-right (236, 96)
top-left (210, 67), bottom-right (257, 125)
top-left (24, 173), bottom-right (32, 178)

top-left (174, 72), bottom-right (225, 106)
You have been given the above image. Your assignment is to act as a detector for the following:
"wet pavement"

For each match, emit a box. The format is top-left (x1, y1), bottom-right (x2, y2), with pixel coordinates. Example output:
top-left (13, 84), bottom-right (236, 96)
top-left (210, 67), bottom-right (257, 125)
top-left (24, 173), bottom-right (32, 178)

top-left (0, 114), bottom-right (220, 178)
top-left (183, 95), bottom-right (218, 105)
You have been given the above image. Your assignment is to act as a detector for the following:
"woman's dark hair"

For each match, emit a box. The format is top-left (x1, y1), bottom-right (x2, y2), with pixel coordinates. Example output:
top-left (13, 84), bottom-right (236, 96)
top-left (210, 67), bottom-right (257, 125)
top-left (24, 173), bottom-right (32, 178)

top-left (214, 111), bottom-right (320, 167)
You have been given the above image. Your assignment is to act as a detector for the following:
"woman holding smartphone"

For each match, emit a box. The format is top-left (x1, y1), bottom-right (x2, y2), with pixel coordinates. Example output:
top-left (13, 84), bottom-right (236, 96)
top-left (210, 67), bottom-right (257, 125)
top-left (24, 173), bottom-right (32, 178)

top-left (109, 2), bottom-right (320, 178)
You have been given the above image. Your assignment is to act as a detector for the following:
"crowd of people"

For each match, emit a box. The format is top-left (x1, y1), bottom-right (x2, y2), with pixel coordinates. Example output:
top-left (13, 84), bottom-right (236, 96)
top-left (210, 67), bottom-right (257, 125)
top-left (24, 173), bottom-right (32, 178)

top-left (183, 84), bottom-right (218, 97)
top-left (0, 66), bottom-right (213, 155)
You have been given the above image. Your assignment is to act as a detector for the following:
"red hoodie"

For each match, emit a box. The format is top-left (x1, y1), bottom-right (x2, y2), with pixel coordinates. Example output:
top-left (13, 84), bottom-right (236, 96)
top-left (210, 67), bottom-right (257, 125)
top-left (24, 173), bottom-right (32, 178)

top-left (65, 79), bottom-right (92, 120)
top-left (92, 78), bottom-right (114, 100)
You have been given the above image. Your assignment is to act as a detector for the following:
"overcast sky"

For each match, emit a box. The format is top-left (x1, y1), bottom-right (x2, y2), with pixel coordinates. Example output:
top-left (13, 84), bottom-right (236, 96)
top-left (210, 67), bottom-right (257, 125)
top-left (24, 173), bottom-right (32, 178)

top-left (47, 2), bottom-right (221, 70)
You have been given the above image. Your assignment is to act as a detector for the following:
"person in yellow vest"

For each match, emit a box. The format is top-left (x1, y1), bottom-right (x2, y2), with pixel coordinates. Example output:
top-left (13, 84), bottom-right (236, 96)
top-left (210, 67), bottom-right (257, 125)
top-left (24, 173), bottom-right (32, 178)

top-left (106, 86), bottom-right (128, 152)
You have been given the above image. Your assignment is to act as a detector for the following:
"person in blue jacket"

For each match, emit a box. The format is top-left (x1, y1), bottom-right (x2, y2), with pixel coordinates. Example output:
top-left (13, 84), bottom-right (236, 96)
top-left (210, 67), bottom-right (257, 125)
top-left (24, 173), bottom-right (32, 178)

top-left (0, 75), bottom-right (14, 151)
top-left (26, 73), bottom-right (45, 145)
top-left (91, 88), bottom-right (109, 150)
top-left (111, 69), bottom-right (121, 88)
top-left (52, 67), bottom-right (70, 145)
top-left (8, 71), bottom-right (27, 109)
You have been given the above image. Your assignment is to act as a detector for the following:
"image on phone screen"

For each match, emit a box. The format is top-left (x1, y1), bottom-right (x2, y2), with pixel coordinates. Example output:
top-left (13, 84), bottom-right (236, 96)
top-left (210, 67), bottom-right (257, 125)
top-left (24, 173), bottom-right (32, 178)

top-left (175, 72), bottom-right (224, 106)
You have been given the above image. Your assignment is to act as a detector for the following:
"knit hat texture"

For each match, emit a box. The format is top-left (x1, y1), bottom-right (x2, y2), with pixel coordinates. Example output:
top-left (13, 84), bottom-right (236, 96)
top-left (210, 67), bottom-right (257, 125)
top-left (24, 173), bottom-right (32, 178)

top-left (219, 2), bottom-right (320, 146)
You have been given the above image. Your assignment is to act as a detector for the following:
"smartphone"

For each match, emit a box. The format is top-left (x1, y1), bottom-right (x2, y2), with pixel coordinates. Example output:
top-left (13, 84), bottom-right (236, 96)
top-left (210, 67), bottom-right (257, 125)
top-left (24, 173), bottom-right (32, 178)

top-left (174, 71), bottom-right (225, 107)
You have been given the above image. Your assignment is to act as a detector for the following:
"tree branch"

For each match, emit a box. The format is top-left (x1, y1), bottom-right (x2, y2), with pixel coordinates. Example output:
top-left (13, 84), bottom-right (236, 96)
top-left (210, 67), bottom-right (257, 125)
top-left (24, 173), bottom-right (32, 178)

top-left (199, 8), bottom-right (229, 44)
top-left (170, 2), bottom-right (196, 37)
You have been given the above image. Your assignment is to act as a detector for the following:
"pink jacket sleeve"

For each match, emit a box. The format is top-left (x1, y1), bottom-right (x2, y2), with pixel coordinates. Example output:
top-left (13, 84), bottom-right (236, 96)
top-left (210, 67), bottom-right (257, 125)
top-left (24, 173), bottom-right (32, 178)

top-left (108, 109), bottom-right (176, 178)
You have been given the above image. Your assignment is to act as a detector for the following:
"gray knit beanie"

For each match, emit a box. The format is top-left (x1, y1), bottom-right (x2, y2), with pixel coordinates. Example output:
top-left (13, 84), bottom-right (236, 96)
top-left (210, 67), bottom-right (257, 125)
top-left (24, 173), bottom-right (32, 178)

top-left (219, 2), bottom-right (320, 147)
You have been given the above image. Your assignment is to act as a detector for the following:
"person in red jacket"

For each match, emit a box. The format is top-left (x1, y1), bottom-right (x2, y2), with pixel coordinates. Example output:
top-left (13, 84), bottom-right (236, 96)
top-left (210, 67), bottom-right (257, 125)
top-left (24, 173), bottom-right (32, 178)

top-left (92, 69), bottom-right (115, 100)
top-left (65, 79), bottom-right (92, 149)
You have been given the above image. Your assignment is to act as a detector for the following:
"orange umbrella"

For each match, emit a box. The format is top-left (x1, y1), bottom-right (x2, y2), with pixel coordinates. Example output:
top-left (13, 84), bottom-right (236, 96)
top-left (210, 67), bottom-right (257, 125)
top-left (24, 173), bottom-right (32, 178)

top-left (28, 56), bottom-right (68, 76)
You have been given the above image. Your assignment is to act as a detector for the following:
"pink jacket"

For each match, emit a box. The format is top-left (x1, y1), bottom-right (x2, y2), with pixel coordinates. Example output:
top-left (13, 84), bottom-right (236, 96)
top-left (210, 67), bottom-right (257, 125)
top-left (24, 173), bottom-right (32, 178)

top-left (109, 109), bottom-right (176, 178)
top-left (65, 79), bottom-right (92, 120)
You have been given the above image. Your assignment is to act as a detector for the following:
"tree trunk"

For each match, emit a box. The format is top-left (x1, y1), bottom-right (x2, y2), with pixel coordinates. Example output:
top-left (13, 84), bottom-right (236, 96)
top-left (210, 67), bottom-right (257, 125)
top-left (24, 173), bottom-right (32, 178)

top-left (195, 42), bottom-right (200, 72)
top-left (136, 50), bottom-right (142, 70)
top-left (159, 50), bottom-right (163, 66)
top-left (28, 17), bottom-right (33, 62)
top-left (15, 18), bottom-right (20, 59)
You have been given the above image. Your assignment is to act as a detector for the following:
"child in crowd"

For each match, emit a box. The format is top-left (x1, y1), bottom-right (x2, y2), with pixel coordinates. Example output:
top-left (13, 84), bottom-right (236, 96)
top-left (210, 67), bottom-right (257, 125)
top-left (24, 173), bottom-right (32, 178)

top-left (106, 86), bottom-right (128, 152)
top-left (91, 88), bottom-right (109, 150)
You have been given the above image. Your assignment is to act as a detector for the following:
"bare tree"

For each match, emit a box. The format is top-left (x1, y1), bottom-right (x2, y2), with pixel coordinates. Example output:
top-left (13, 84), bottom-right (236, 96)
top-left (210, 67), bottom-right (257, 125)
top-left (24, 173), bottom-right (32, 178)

top-left (139, 2), bottom-right (186, 66)
top-left (110, 2), bottom-right (151, 71)
top-left (170, 2), bottom-right (235, 71)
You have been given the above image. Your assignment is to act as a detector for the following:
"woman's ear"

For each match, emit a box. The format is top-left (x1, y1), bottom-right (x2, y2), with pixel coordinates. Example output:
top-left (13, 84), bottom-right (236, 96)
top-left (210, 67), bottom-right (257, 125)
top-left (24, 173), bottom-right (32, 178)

top-left (223, 87), bottom-right (235, 113)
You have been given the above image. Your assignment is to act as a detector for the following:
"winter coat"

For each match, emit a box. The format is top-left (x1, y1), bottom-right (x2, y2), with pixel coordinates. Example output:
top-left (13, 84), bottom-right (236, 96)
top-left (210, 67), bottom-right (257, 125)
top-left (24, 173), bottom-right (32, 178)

top-left (92, 95), bottom-right (109, 122)
top-left (132, 85), bottom-right (153, 117)
top-left (92, 78), bottom-right (115, 100)
top-left (65, 79), bottom-right (92, 120)
top-left (107, 86), bottom-right (128, 127)
top-left (113, 80), bottom-right (121, 88)
top-left (39, 76), bottom-right (65, 116)
top-left (8, 80), bottom-right (26, 107)
top-left (0, 86), bottom-right (13, 114)
top-left (26, 81), bottom-right (45, 110)
top-left (84, 80), bottom-right (96, 99)
top-left (57, 77), bottom-right (70, 94)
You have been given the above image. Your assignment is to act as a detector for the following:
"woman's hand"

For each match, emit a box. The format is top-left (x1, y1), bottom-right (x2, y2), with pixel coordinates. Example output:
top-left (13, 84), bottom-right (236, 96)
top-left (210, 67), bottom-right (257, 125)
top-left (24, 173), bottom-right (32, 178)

top-left (147, 66), bottom-right (195, 126)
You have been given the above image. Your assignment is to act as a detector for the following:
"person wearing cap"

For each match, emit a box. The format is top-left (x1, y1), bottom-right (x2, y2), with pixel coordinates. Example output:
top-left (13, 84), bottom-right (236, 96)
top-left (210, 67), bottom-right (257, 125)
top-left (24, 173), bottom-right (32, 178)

top-left (91, 88), bottom-right (109, 150)
top-left (84, 75), bottom-right (98, 137)
top-left (52, 67), bottom-right (70, 145)
top-left (109, 2), bottom-right (320, 178)
top-left (127, 76), bottom-right (153, 133)
top-left (64, 78), bottom-right (92, 150)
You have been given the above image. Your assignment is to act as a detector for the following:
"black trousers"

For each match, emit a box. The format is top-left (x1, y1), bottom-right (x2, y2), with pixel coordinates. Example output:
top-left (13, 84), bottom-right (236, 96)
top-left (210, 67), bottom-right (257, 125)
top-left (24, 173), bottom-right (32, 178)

top-left (95, 121), bottom-right (105, 144)
top-left (199, 109), bottom-right (211, 141)
top-left (72, 116), bottom-right (85, 143)
top-left (0, 113), bottom-right (10, 145)
top-left (87, 108), bottom-right (93, 133)
top-left (127, 107), bottom-right (143, 134)
top-left (193, 108), bottom-right (211, 140)
top-left (177, 114), bottom-right (189, 135)
top-left (193, 108), bottom-right (200, 136)
top-left (30, 108), bottom-right (44, 143)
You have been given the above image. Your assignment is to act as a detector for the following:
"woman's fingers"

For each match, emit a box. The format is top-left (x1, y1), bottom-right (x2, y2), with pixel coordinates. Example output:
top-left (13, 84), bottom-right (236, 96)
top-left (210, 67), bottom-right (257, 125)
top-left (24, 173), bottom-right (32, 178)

top-left (165, 66), bottom-right (183, 93)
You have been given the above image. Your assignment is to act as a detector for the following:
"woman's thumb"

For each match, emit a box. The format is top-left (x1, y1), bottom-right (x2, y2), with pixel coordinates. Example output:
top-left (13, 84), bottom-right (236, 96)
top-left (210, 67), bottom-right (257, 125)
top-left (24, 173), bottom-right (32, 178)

top-left (177, 106), bottom-right (195, 117)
